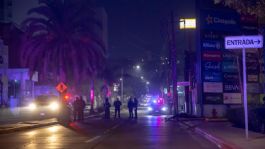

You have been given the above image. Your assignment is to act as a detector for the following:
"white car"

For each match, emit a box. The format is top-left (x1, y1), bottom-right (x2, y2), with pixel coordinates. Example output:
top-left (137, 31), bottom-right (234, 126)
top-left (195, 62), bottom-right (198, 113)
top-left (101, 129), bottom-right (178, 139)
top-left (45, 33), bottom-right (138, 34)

top-left (27, 95), bottom-right (60, 117)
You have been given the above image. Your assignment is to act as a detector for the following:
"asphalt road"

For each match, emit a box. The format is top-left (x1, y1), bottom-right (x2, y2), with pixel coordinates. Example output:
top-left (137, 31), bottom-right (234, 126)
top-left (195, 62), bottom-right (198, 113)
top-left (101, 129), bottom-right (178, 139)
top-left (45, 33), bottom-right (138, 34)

top-left (0, 108), bottom-right (218, 149)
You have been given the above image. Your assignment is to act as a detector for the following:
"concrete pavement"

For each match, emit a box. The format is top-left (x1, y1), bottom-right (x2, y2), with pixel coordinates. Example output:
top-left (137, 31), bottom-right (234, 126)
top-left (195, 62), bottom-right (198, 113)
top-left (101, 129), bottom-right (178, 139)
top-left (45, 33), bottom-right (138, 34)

top-left (0, 105), bottom-right (103, 134)
top-left (0, 108), bottom-right (218, 149)
top-left (182, 120), bottom-right (265, 149)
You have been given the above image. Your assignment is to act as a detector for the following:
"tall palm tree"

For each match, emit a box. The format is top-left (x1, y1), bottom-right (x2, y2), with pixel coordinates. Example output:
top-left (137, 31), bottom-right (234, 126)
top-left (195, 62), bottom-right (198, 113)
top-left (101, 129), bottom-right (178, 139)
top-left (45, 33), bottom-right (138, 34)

top-left (20, 0), bottom-right (106, 87)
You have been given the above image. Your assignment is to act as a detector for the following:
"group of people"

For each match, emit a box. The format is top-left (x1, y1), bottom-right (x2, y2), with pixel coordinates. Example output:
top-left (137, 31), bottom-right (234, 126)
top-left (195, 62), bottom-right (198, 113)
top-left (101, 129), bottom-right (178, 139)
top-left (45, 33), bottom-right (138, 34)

top-left (103, 97), bottom-right (122, 119)
top-left (103, 97), bottom-right (138, 119)
top-left (127, 97), bottom-right (138, 119)
top-left (73, 96), bottom-right (86, 121)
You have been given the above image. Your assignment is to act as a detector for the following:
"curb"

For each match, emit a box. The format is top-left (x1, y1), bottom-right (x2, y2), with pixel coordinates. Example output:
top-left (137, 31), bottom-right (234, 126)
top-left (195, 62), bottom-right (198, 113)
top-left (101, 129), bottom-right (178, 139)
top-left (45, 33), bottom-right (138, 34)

top-left (0, 121), bottom-right (58, 134)
top-left (181, 121), bottom-right (241, 149)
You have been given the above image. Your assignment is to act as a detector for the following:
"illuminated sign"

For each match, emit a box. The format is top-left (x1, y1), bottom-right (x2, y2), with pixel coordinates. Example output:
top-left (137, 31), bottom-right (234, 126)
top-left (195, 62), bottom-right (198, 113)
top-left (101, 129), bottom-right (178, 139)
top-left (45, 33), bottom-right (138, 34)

top-left (202, 51), bottom-right (222, 61)
top-left (223, 93), bottom-right (242, 104)
top-left (56, 82), bottom-right (67, 93)
top-left (203, 62), bottom-right (222, 71)
top-left (203, 82), bottom-right (223, 93)
top-left (204, 93), bottom-right (223, 104)
top-left (179, 18), bottom-right (196, 29)
top-left (225, 35), bottom-right (263, 49)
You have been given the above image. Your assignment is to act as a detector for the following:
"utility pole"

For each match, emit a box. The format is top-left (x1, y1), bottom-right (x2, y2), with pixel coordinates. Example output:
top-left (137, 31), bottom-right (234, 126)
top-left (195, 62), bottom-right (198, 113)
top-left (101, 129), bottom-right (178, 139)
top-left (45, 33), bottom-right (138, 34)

top-left (170, 11), bottom-right (178, 117)
top-left (121, 69), bottom-right (124, 103)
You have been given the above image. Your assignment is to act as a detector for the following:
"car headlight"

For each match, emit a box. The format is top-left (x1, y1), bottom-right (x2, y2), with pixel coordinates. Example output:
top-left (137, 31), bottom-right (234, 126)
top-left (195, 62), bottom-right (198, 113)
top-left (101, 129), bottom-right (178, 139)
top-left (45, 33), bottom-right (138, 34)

top-left (28, 103), bottom-right (37, 110)
top-left (49, 102), bottom-right (60, 111)
top-left (147, 107), bottom-right (153, 111)
top-left (162, 107), bottom-right (167, 111)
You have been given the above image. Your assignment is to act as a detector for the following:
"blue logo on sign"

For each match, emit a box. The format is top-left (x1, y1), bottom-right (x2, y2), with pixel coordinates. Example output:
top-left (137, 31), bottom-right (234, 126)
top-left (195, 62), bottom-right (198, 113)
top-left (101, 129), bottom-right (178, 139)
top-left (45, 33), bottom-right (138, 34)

top-left (204, 72), bottom-right (222, 82)
top-left (202, 40), bottom-right (222, 50)
top-left (223, 61), bottom-right (238, 72)
top-left (203, 61), bottom-right (222, 71)
top-left (201, 9), bottom-right (240, 31)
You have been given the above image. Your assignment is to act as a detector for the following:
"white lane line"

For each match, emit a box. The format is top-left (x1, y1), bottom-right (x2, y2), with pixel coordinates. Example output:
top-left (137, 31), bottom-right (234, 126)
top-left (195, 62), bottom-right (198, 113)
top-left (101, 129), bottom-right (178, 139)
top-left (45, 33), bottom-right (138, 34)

top-left (85, 136), bottom-right (101, 143)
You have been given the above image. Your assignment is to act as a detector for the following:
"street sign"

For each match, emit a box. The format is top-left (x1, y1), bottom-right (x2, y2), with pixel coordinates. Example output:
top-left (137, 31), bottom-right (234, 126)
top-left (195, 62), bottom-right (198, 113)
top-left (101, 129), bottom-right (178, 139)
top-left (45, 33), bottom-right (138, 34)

top-left (224, 35), bottom-right (263, 139)
top-left (56, 82), bottom-right (67, 93)
top-left (225, 35), bottom-right (263, 49)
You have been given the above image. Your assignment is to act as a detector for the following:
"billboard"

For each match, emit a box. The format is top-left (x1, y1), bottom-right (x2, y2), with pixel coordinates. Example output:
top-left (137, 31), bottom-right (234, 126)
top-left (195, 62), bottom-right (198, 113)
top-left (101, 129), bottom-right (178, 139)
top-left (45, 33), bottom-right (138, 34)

top-left (204, 93), bottom-right (223, 104)
top-left (203, 72), bottom-right (222, 82)
top-left (223, 93), bottom-right (242, 104)
top-left (223, 61), bottom-right (238, 72)
top-left (200, 9), bottom-right (240, 31)
top-left (223, 73), bottom-right (239, 82)
top-left (223, 83), bottom-right (241, 93)
top-left (202, 51), bottom-right (222, 61)
top-left (203, 82), bottom-right (223, 93)
top-left (202, 40), bottom-right (222, 50)
top-left (203, 61), bottom-right (222, 71)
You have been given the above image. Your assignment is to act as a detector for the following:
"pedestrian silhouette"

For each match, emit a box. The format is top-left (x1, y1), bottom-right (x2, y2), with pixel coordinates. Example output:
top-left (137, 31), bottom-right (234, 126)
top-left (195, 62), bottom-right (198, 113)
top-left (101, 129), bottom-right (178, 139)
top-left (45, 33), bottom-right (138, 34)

top-left (134, 97), bottom-right (138, 119)
top-left (73, 97), bottom-right (79, 121)
top-left (114, 98), bottom-right (122, 118)
top-left (78, 96), bottom-right (86, 121)
top-left (127, 97), bottom-right (134, 119)
top-left (104, 98), bottom-right (111, 119)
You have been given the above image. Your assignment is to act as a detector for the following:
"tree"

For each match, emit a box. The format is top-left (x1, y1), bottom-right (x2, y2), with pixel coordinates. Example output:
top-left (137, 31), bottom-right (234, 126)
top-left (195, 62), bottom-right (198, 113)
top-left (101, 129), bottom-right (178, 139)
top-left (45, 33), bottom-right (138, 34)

top-left (20, 0), bottom-right (106, 88)
top-left (214, 0), bottom-right (265, 22)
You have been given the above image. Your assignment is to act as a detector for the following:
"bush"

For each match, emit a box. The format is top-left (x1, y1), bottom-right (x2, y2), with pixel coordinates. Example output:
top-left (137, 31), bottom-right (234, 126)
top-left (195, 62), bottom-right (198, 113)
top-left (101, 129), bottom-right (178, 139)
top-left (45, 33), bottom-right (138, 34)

top-left (227, 106), bottom-right (265, 133)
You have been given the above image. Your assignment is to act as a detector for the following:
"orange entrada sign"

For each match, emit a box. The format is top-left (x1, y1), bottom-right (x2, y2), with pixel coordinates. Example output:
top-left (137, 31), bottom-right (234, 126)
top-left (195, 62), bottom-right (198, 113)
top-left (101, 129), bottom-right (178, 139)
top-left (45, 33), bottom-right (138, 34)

top-left (56, 82), bottom-right (67, 93)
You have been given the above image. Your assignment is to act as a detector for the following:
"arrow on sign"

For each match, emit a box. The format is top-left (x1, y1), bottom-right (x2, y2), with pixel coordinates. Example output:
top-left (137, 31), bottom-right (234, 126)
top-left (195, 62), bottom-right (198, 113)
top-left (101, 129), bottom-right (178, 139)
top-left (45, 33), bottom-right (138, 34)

top-left (254, 40), bottom-right (261, 44)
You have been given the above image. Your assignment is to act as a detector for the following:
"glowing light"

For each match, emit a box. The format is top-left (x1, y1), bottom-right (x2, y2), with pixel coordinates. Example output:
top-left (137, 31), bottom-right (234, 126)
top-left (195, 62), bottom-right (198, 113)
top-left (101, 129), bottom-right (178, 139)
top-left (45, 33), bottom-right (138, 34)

top-left (179, 18), bottom-right (196, 29)
top-left (153, 100), bottom-right (157, 104)
top-left (28, 103), bottom-right (37, 110)
top-left (162, 107), bottom-right (167, 111)
top-left (147, 107), bottom-right (153, 111)
top-left (49, 102), bottom-right (60, 111)
top-left (136, 65), bottom-right (141, 70)
top-left (47, 135), bottom-right (58, 143)
top-left (27, 131), bottom-right (37, 136)
top-left (48, 126), bottom-right (59, 133)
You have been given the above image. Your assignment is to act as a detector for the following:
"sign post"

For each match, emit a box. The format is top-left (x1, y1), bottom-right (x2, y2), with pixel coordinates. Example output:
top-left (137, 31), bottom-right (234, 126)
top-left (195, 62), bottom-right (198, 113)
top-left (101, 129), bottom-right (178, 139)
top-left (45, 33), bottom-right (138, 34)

top-left (56, 82), bottom-right (68, 102)
top-left (225, 35), bottom-right (263, 139)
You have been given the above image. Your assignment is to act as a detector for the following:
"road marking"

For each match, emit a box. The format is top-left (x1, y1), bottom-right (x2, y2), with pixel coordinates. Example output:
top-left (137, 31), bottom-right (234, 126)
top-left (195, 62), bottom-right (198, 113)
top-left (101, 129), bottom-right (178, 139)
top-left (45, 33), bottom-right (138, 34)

top-left (85, 123), bottom-right (122, 143)
top-left (85, 136), bottom-right (101, 143)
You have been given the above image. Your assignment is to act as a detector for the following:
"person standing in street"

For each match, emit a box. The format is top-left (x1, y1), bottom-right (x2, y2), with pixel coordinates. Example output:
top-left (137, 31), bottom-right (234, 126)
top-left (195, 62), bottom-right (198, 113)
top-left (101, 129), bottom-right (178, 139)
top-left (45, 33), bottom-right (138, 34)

top-left (134, 97), bottom-right (138, 119)
top-left (114, 98), bottom-right (122, 118)
top-left (127, 97), bottom-right (134, 119)
top-left (104, 98), bottom-right (111, 119)
top-left (73, 97), bottom-right (79, 121)
top-left (79, 96), bottom-right (86, 121)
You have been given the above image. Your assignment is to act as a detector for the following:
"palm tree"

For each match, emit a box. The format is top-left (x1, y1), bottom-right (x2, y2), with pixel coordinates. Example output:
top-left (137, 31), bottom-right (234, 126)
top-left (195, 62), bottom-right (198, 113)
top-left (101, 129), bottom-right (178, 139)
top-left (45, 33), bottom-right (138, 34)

top-left (20, 0), bottom-right (106, 88)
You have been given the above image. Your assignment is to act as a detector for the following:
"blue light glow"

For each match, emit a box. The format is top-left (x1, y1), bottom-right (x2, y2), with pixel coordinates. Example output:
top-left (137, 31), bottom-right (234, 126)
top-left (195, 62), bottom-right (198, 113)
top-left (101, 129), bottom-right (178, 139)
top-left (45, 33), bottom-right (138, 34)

top-left (147, 107), bottom-right (153, 111)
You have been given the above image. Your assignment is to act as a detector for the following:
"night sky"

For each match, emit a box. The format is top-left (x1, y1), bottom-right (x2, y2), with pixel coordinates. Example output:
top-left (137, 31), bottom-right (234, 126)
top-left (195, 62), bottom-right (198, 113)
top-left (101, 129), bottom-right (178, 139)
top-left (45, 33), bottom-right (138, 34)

top-left (98, 0), bottom-right (195, 60)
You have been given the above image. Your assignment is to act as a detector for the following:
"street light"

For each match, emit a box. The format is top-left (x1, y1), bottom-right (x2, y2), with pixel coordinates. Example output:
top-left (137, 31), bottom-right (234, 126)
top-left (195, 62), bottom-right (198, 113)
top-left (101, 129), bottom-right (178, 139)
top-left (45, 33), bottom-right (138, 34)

top-left (146, 81), bottom-right (150, 85)
top-left (179, 17), bottom-right (196, 115)
top-left (135, 65), bottom-right (141, 70)
top-left (140, 76), bottom-right (144, 80)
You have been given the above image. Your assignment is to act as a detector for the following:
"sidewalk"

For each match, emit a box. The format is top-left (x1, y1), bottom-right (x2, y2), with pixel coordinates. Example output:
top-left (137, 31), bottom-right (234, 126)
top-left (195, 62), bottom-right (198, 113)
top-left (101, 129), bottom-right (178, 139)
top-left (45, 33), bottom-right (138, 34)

top-left (0, 118), bottom-right (58, 134)
top-left (182, 120), bottom-right (265, 149)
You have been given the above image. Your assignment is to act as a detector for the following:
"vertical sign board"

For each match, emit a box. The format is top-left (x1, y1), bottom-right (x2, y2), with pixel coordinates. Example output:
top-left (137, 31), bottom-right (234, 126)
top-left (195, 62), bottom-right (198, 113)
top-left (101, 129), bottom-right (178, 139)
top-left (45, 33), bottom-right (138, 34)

top-left (225, 35), bottom-right (263, 139)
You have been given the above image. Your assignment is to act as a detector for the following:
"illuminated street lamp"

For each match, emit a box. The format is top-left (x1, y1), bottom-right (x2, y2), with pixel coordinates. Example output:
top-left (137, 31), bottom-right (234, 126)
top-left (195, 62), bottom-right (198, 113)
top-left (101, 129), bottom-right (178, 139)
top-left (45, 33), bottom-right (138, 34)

top-left (179, 18), bottom-right (196, 30)
top-left (140, 76), bottom-right (144, 80)
top-left (135, 65), bottom-right (141, 70)
top-left (146, 81), bottom-right (150, 85)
